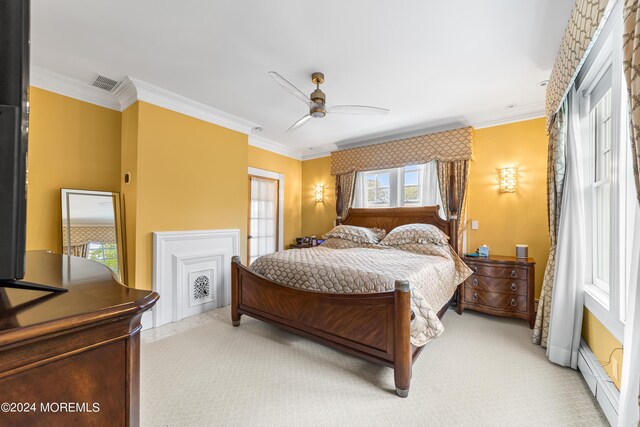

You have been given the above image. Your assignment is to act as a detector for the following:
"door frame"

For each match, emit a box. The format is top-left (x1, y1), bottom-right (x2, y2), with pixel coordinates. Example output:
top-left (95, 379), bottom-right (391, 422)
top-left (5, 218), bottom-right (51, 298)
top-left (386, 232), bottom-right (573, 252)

top-left (247, 167), bottom-right (284, 261)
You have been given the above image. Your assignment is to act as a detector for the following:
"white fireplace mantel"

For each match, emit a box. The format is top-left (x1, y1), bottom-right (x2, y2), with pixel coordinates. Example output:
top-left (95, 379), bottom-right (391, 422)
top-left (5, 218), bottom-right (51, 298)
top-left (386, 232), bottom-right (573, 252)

top-left (152, 229), bottom-right (240, 328)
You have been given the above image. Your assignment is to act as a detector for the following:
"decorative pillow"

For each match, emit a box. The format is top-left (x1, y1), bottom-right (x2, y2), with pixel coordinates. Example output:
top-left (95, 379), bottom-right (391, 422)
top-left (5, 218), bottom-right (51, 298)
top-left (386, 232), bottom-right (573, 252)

top-left (380, 223), bottom-right (449, 246)
top-left (370, 227), bottom-right (387, 240)
top-left (320, 237), bottom-right (388, 250)
top-left (322, 225), bottom-right (385, 244)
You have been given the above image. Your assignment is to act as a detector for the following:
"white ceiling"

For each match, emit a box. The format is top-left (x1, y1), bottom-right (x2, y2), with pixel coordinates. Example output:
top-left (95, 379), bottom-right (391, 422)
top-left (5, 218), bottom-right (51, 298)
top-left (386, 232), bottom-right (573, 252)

top-left (31, 0), bottom-right (573, 156)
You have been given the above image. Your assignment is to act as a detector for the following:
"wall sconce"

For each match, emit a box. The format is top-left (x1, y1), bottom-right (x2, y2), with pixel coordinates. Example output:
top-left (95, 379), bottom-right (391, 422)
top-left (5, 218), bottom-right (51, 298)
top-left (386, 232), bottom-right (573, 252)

top-left (315, 185), bottom-right (324, 203)
top-left (500, 167), bottom-right (517, 193)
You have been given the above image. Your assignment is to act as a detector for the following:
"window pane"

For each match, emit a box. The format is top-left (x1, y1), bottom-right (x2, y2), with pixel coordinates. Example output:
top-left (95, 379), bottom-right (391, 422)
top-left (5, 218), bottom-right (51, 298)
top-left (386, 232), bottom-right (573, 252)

top-left (595, 183), bottom-right (610, 288)
top-left (366, 175), bottom-right (376, 188)
top-left (590, 87), bottom-right (612, 294)
top-left (404, 170), bottom-right (419, 186)
top-left (378, 173), bottom-right (390, 187)
top-left (404, 185), bottom-right (419, 202)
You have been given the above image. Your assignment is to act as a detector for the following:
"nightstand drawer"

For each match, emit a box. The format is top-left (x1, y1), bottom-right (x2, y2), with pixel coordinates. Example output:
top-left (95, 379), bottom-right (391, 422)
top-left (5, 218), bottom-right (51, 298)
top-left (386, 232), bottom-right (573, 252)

top-left (467, 264), bottom-right (527, 280)
top-left (464, 289), bottom-right (528, 313)
top-left (465, 276), bottom-right (527, 295)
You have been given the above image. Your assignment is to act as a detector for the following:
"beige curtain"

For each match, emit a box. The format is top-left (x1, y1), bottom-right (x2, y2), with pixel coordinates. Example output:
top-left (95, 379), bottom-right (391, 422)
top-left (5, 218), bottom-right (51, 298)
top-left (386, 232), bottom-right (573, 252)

top-left (336, 171), bottom-right (356, 221)
top-left (436, 160), bottom-right (469, 253)
top-left (533, 103), bottom-right (568, 347)
top-left (624, 1), bottom-right (640, 203)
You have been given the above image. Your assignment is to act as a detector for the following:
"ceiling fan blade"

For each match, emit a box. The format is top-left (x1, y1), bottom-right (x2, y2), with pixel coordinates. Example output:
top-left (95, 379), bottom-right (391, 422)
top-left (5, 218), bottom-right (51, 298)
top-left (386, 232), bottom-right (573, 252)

top-left (286, 115), bottom-right (312, 132)
top-left (327, 105), bottom-right (390, 115)
top-left (268, 71), bottom-right (312, 106)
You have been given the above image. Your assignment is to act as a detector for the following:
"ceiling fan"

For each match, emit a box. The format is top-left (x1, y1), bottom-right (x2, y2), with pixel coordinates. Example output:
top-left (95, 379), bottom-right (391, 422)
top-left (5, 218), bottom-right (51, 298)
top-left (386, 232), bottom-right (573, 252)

top-left (268, 71), bottom-right (390, 132)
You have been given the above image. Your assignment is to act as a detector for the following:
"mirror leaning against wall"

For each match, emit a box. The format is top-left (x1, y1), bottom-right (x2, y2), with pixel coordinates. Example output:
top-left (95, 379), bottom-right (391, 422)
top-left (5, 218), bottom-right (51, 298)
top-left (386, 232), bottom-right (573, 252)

top-left (61, 189), bottom-right (126, 283)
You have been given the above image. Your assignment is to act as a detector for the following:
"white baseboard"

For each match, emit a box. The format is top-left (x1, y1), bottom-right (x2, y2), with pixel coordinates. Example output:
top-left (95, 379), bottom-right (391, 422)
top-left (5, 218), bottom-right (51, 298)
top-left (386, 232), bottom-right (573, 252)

top-left (578, 339), bottom-right (618, 426)
top-left (141, 311), bottom-right (153, 331)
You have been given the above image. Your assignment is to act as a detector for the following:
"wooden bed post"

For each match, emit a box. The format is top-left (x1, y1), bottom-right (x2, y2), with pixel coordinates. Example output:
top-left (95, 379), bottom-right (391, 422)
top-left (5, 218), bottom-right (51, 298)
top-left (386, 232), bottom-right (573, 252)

top-left (393, 279), bottom-right (412, 398)
top-left (231, 256), bottom-right (242, 326)
top-left (448, 163), bottom-right (459, 254)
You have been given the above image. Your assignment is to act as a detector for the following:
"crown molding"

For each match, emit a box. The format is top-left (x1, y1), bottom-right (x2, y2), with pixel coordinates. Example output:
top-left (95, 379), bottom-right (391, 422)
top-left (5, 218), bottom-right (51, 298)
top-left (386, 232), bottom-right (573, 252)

top-left (301, 151), bottom-right (331, 161)
top-left (469, 101), bottom-right (544, 129)
top-left (248, 134), bottom-right (303, 160)
top-left (30, 66), bottom-right (121, 111)
top-left (113, 77), bottom-right (259, 134)
top-left (311, 101), bottom-right (546, 157)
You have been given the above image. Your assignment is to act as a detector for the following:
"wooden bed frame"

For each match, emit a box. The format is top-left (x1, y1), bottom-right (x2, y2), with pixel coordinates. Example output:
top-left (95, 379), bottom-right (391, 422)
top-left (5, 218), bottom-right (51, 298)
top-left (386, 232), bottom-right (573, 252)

top-left (232, 167), bottom-right (459, 397)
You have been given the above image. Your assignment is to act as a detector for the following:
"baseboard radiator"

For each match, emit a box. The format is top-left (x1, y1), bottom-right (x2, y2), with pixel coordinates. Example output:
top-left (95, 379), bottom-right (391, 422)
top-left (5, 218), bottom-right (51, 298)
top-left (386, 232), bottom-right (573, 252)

top-left (578, 339), bottom-right (618, 426)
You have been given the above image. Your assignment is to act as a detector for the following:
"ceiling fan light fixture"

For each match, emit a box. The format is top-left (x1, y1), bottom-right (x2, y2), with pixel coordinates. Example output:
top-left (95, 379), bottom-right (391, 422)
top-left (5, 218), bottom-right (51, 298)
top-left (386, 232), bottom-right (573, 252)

top-left (310, 105), bottom-right (326, 118)
top-left (310, 88), bottom-right (325, 105)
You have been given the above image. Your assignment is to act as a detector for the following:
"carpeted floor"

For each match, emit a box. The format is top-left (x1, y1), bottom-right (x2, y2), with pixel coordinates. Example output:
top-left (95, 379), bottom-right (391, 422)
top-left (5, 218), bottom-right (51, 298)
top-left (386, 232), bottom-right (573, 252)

top-left (140, 307), bottom-right (608, 426)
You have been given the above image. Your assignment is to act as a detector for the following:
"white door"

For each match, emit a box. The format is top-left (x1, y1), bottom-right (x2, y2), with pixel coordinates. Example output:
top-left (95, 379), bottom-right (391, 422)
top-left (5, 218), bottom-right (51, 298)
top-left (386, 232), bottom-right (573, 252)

top-left (248, 175), bottom-right (279, 265)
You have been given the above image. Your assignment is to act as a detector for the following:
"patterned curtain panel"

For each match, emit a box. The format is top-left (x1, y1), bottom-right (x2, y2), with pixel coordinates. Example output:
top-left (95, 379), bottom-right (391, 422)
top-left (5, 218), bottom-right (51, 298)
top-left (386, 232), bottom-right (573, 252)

top-left (336, 171), bottom-right (356, 221)
top-left (533, 103), bottom-right (568, 347)
top-left (330, 127), bottom-right (473, 176)
top-left (621, 4), bottom-right (640, 425)
top-left (624, 1), bottom-right (640, 203)
top-left (545, 0), bottom-right (613, 126)
top-left (436, 160), bottom-right (470, 253)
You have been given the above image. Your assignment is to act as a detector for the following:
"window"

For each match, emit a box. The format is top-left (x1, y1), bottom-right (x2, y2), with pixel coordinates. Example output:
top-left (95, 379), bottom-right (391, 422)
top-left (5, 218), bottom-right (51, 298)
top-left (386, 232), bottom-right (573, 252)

top-left (87, 242), bottom-right (119, 276)
top-left (590, 75), bottom-right (612, 295)
top-left (353, 161), bottom-right (444, 216)
top-left (576, 4), bottom-right (637, 342)
top-left (365, 170), bottom-right (391, 206)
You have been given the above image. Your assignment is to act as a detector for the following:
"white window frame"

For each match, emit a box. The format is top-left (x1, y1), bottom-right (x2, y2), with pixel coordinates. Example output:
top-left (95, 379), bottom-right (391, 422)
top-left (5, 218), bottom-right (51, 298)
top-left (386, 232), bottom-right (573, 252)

top-left (400, 165), bottom-right (423, 205)
top-left (354, 163), bottom-right (443, 211)
top-left (363, 168), bottom-right (396, 207)
top-left (576, 3), bottom-right (628, 342)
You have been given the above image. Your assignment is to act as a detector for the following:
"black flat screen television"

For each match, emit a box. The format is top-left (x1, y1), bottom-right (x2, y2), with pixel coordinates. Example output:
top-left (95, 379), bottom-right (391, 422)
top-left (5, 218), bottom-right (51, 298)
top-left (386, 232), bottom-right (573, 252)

top-left (0, 0), bottom-right (30, 282)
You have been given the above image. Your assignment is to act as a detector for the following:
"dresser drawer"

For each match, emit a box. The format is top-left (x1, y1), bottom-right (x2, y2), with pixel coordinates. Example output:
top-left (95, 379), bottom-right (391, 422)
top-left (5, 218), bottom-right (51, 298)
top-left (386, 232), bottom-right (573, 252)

top-left (467, 264), bottom-right (528, 280)
top-left (463, 289), bottom-right (528, 313)
top-left (465, 276), bottom-right (527, 296)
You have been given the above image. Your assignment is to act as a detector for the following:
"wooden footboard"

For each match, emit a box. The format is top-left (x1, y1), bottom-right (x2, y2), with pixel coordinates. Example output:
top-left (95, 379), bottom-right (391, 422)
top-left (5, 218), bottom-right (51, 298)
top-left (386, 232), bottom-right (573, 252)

top-left (231, 256), bottom-right (414, 396)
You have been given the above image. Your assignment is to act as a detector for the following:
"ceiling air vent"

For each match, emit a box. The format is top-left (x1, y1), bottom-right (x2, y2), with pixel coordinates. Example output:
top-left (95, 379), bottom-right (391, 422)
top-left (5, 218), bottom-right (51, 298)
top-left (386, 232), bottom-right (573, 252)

top-left (91, 75), bottom-right (121, 92)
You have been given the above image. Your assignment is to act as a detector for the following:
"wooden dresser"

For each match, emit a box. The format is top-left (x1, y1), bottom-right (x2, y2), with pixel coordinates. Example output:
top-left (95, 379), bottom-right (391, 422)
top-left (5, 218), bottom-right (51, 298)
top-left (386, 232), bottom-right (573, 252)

top-left (458, 255), bottom-right (535, 328)
top-left (0, 251), bottom-right (158, 426)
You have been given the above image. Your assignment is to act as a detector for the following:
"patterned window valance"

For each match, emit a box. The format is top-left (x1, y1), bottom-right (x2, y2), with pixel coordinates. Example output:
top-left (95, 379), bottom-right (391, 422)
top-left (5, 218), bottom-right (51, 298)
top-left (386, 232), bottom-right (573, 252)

top-left (545, 0), bottom-right (614, 126)
top-left (62, 225), bottom-right (117, 247)
top-left (330, 127), bottom-right (473, 176)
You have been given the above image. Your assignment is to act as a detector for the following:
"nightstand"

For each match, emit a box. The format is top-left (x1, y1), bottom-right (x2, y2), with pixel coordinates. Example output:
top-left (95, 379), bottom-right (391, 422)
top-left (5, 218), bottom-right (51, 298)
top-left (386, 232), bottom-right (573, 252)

top-left (458, 255), bottom-right (535, 328)
top-left (289, 243), bottom-right (314, 249)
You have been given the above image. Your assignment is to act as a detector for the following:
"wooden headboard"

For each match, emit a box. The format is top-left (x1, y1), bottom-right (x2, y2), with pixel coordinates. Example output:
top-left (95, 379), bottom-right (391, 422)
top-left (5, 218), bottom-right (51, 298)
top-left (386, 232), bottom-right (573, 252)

top-left (342, 206), bottom-right (451, 239)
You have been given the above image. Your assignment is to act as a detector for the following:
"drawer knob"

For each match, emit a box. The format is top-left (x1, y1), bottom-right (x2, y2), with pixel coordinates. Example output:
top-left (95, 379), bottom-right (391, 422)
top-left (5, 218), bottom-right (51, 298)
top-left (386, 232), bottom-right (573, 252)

top-left (511, 270), bottom-right (518, 278)
top-left (472, 278), bottom-right (479, 286)
top-left (472, 266), bottom-right (478, 273)
top-left (511, 298), bottom-right (517, 307)
top-left (511, 283), bottom-right (517, 291)
top-left (472, 292), bottom-right (478, 301)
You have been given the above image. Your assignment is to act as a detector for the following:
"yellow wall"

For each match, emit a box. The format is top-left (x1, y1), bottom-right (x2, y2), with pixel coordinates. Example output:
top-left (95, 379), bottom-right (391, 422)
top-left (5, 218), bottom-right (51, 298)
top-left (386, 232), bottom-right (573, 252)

top-left (301, 156), bottom-right (336, 238)
top-left (129, 101), bottom-right (248, 290)
top-left (26, 87), bottom-right (122, 252)
top-left (247, 146), bottom-right (302, 247)
top-left (466, 118), bottom-right (550, 296)
top-left (120, 103), bottom-right (139, 285)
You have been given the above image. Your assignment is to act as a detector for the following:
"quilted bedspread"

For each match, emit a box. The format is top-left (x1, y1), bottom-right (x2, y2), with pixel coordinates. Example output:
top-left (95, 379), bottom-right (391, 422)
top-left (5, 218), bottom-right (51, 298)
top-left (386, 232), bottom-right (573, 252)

top-left (249, 241), bottom-right (472, 347)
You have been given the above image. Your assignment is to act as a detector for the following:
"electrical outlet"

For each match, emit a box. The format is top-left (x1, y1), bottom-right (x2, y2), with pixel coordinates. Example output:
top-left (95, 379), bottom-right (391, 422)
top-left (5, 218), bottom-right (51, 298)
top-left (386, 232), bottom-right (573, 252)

top-left (611, 355), bottom-right (619, 382)
top-left (471, 220), bottom-right (479, 230)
